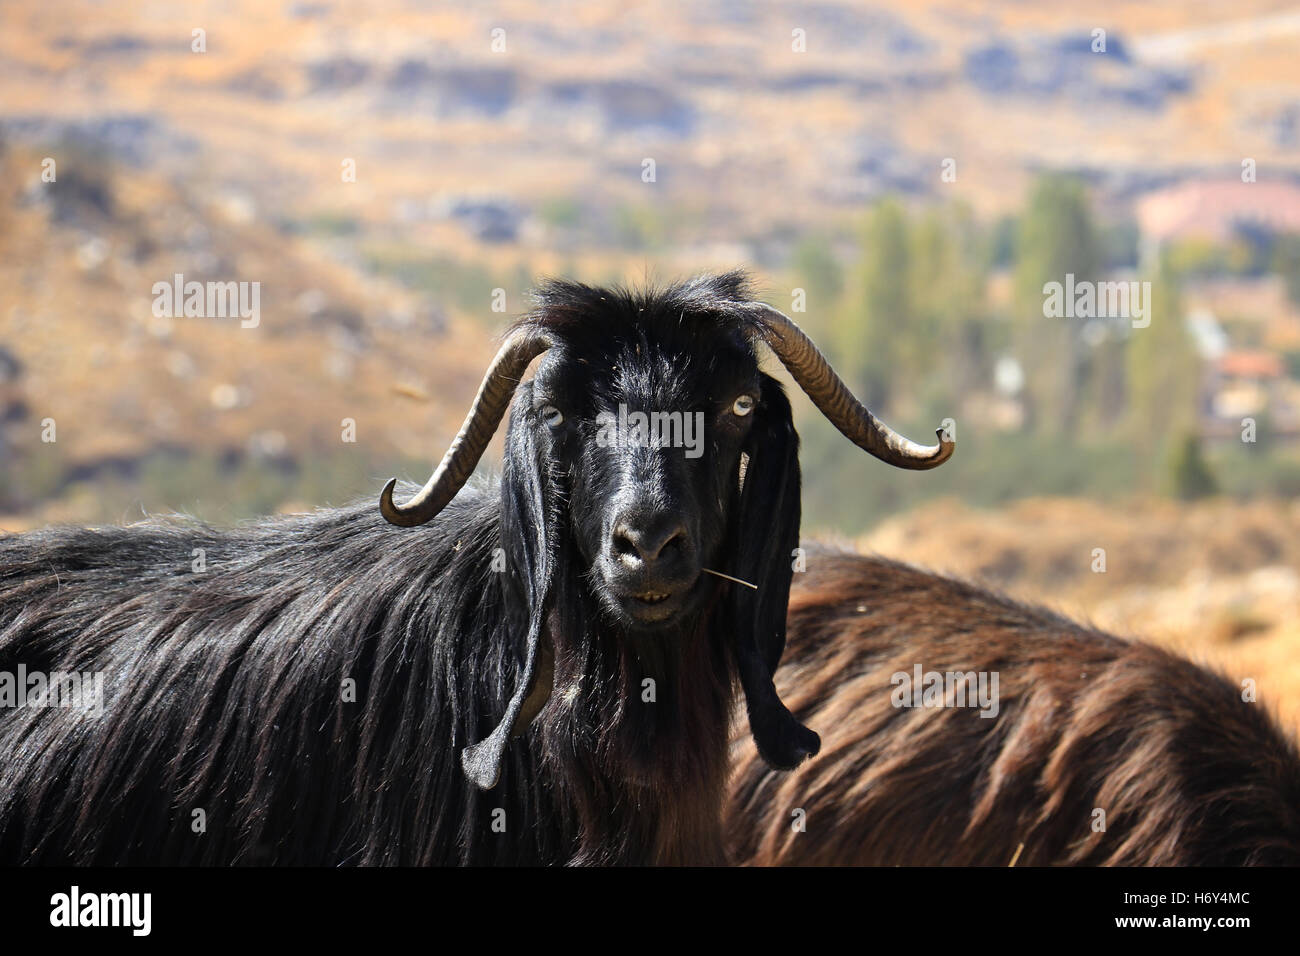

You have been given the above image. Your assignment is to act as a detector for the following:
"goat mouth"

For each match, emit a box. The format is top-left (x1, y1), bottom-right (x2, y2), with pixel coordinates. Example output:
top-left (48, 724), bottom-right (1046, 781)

top-left (632, 591), bottom-right (671, 605)
top-left (608, 582), bottom-right (694, 626)
top-left (599, 567), bottom-right (702, 628)
top-left (625, 589), bottom-right (678, 623)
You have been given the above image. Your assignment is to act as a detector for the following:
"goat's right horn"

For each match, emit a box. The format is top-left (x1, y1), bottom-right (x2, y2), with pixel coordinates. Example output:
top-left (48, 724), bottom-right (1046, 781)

top-left (743, 302), bottom-right (954, 470)
top-left (380, 329), bottom-right (553, 527)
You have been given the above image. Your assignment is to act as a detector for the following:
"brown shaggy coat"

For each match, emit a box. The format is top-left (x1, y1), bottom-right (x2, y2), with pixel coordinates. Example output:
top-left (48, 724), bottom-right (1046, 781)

top-left (727, 547), bottom-right (1300, 865)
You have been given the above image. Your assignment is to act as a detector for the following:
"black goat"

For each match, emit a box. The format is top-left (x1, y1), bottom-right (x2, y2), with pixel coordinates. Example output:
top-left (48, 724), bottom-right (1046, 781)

top-left (727, 548), bottom-right (1300, 866)
top-left (0, 272), bottom-right (952, 865)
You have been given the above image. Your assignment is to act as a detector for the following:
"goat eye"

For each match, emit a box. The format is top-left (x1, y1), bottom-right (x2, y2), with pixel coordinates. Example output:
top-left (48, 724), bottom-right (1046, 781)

top-left (731, 395), bottom-right (756, 417)
top-left (541, 405), bottom-right (564, 428)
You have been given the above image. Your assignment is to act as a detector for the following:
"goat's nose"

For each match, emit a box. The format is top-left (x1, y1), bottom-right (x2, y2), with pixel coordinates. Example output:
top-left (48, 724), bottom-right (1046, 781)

top-left (611, 515), bottom-right (688, 568)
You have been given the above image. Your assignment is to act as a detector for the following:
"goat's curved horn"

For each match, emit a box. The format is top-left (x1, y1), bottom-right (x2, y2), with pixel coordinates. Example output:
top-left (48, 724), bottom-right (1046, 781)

top-left (380, 329), bottom-right (553, 526)
top-left (743, 302), bottom-right (954, 469)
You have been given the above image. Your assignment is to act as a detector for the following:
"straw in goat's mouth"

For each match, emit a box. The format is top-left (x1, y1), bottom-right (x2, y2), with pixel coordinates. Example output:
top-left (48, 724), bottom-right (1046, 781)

top-left (701, 568), bottom-right (758, 590)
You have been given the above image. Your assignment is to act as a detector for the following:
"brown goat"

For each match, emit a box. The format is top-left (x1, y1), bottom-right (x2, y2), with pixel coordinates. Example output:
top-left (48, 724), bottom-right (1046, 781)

top-left (727, 546), bottom-right (1300, 865)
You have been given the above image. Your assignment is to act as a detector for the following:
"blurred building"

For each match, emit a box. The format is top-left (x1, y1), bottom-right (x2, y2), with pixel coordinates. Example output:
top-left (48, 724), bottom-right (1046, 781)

top-left (1136, 179), bottom-right (1300, 269)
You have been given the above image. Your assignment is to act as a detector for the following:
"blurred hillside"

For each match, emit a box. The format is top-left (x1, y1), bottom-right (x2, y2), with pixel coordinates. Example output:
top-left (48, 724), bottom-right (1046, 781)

top-left (0, 142), bottom-right (496, 523)
top-left (5, 0), bottom-right (1300, 228)
top-left (1, 0), bottom-right (1300, 534)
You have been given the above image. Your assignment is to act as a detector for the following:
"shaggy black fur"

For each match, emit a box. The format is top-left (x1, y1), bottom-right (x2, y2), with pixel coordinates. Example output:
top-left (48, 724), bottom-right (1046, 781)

top-left (0, 271), bottom-right (808, 865)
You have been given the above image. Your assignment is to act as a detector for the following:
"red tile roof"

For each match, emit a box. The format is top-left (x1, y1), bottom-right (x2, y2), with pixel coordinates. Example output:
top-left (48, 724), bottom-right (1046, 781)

top-left (1216, 349), bottom-right (1285, 379)
top-left (1137, 180), bottom-right (1300, 243)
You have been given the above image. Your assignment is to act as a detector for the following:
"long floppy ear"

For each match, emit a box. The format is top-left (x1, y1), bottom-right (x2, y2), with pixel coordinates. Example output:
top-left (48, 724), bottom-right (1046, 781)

top-left (461, 383), bottom-right (556, 790)
top-left (725, 373), bottom-right (820, 770)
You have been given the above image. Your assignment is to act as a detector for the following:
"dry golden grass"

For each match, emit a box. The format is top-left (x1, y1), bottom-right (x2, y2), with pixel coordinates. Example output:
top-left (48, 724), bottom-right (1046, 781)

top-left (859, 496), bottom-right (1300, 733)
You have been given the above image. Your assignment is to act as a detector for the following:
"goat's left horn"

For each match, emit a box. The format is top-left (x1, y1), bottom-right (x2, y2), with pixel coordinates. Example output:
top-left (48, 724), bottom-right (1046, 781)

top-left (743, 302), bottom-right (954, 470)
top-left (380, 329), bottom-right (553, 526)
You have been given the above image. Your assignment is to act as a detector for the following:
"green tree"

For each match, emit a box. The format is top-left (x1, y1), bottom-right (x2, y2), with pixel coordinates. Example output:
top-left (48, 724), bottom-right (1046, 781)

top-left (908, 205), bottom-right (992, 397)
top-left (792, 233), bottom-right (844, 315)
top-left (1165, 431), bottom-right (1218, 500)
top-left (837, 200), bottom-right (911, 410)
top-left (1012, 175), bottom-right (1102, 435)
top-left (1274, 234), bottom-right (1300, 309)
top-left (1127, 260), bottom-right (1201, 483)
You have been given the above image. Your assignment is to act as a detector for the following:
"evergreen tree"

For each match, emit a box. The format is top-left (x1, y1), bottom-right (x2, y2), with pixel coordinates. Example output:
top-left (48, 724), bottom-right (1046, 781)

top-left (837, 200), bottom-right (911, 410)
top-left (1012, 175), bottom-right (1102, 435)
top-left (1127, 260), bottom-right (1201, 484)
top-left (792, 233), bottom-right (844, 315)
top-left (1166, 431), bottom-right (1218, 500)
top-left (1274, 234), bottom-right (1300, 309)
top-left (909, 204), bottom-right (991, 397)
